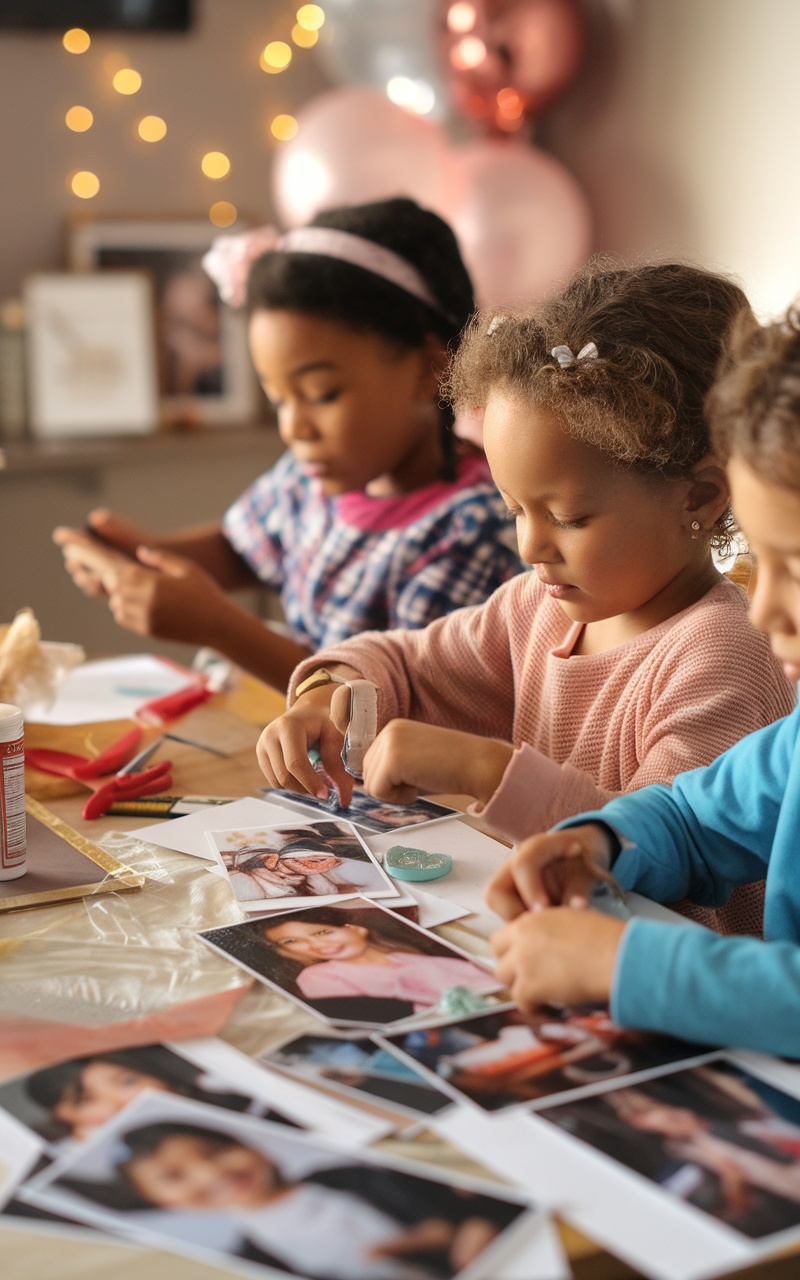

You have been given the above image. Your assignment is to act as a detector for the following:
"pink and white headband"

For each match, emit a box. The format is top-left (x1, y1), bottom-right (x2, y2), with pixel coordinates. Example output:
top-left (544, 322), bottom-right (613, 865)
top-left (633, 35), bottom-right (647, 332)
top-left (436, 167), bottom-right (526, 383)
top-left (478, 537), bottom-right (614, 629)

top-left (202, 223), bottom-right (447, 317)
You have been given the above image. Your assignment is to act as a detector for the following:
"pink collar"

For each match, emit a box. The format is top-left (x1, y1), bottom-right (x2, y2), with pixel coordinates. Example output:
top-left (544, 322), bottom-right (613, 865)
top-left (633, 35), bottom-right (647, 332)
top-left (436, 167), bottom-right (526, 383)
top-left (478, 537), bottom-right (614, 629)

top-left (335, 455), bottom-right (492, 533)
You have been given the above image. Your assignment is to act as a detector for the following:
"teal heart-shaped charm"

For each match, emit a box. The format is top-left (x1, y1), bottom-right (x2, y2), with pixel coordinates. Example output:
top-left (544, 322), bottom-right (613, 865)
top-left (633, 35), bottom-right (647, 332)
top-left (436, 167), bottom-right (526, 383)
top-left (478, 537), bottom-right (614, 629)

top-left (384, 845), bottom-right (452, 882)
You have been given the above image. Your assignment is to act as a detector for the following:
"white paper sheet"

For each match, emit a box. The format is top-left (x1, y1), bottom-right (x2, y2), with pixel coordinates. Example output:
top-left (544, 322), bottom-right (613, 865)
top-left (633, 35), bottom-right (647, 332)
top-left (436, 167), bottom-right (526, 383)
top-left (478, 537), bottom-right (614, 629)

top-left (25, 654), bottom-right (194, 725)
top-left (0, 1110), bottom-right (44, 1210)
top-left (367, 819), bottom-right (509, 936)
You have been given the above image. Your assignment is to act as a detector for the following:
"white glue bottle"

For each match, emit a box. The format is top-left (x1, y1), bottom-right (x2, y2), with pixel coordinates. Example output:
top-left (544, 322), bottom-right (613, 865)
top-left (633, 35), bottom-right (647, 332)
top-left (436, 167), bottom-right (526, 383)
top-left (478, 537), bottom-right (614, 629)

top-left (0, 703), bottom-right (26, 880)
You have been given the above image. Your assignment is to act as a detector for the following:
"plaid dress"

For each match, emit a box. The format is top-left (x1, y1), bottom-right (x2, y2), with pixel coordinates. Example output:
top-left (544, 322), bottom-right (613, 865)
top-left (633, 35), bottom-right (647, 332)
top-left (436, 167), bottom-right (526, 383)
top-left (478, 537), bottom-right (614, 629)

top-left (222, 451), bottom-right (523, 649)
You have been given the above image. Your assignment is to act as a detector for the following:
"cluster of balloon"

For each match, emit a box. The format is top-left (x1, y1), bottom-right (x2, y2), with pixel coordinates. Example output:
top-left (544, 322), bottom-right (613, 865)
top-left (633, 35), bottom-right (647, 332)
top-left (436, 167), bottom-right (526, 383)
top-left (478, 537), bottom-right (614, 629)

top-left (437, 0), bottom-right (586, 134)
top-left (270, 0), bottom-right (592, 309)
top-left (272, 86), bottom-right (591, 308)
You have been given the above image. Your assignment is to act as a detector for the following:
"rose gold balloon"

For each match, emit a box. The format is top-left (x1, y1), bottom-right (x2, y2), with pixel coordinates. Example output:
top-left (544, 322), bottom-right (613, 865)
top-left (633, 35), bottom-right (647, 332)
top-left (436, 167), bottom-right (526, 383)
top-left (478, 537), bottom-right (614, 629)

top-left (442, 139), bottom-right (592, 307)
top-left (438, 0), bottom-right (586, 131)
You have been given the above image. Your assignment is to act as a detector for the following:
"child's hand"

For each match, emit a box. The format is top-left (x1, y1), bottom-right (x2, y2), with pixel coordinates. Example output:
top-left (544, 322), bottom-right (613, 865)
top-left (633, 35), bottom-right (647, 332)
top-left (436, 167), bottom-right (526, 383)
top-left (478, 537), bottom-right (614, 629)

top-left (104, 547), bottom-right (229, 643)
top-left (54, 531), bottom-right (130, 598)
top-left (487, 823), bottom-right (614, 919)
top-left (361, 720), bottom-right (513, 805)
top-left (491, 907), bottom-right (626, 1010)
top-left (257, 683), bottom-right (355, 805)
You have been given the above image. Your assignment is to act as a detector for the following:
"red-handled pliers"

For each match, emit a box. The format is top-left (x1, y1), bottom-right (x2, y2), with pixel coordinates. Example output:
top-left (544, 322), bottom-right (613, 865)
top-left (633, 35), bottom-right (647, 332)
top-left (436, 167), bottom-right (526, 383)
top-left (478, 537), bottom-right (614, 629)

top-left (27, 728), bottom-right (173, 820)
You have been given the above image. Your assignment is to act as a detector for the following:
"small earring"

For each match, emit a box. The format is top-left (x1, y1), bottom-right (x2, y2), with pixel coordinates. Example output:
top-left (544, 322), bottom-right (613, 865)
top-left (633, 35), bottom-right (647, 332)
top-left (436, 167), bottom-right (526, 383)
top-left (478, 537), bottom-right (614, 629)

top-left (690, 520), bottom-right (701, 539)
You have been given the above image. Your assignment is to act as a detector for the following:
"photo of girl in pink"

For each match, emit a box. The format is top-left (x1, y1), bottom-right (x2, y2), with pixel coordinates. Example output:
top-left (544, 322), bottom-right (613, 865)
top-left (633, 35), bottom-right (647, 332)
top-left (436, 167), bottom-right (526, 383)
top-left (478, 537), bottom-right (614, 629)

top-left (201, 901), bottom-right (502, 1027)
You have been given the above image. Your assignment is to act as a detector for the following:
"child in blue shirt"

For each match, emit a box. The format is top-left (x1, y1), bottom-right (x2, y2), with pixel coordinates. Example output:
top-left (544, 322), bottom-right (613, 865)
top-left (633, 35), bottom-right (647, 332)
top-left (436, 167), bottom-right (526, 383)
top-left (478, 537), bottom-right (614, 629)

top-left (487, 302), bottom-right (800, 1058)
top-left (53, 198), bottom-right (521, 690)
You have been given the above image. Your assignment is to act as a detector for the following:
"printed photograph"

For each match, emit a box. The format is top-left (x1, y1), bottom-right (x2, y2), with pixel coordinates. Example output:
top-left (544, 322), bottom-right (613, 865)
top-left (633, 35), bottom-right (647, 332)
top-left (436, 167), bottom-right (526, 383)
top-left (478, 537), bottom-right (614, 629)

top-left (261, 1033), bottom-right (454, 1121)
top-left (540, 1061), bottom-right (800, 1241)
top-left (265, 787), bottom-right (457, 834)
top-left (382, 1003), bottom-right (713, 1114)
top-left (206, 819), bottom-right (397, 911)
top-left (31, 1091), bottom-right (533, 1280)
top-left (199, 897), bottom-right (503, 1029)
top-left (0, 1043), bottom-right (298, 1160)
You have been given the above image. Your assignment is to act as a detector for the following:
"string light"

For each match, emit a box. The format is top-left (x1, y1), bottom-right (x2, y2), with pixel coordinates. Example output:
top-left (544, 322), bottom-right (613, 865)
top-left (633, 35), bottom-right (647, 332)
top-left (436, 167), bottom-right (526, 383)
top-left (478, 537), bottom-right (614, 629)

top-left (201, 150), bottom-right (231, 179)
top-left (209, 200), bottom-right (237, 228)
top-left (387, 77), bottom-right (436, 115)
top-left (137, 115), bottom-right (167, 142)
top-left (260, 41), bottom-right (292, 73)
top-left (63, 28), bottom-right (90, 54)
top-left (447, 3), bottom-right (477, 34)
top-left (270, 113), bottom-right (298, 141)
top-left (291, 24), bottom-right (318, 48)
top-left (451, 36), bottom-right (486, 70)
top-left (65, 105), bottom-right (93, 132)
top-left (112, 68), bottom-right (142, 95)
top-left (70, 171), bottom-right (100, 199)
top-left (296, 4), bottom-right (325, 30)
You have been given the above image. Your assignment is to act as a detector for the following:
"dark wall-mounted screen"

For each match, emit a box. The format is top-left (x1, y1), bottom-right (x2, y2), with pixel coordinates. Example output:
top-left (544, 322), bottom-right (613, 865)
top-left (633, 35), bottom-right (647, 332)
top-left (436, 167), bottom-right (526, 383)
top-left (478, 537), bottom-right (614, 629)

top-left (0, 2), bottom-right (192, 29)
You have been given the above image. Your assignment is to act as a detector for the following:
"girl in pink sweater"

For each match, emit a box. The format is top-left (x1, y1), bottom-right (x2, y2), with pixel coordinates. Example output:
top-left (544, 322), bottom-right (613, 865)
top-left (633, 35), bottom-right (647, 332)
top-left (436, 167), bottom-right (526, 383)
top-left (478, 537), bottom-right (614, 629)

top-left (259, 263), bottom-right (795, 933)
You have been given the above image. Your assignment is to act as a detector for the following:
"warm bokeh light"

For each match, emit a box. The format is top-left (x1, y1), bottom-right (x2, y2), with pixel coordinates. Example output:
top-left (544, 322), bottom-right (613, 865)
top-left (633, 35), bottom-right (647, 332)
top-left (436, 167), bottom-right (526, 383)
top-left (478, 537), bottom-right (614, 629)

top-left (70, 170), bottom-right (100, 199)
top-left (137, 115), bottom-right (167, 142)
top-left (291, 23), bottom-right (318, 48)
top-left (451, 36), bottom-right (487, 71)
top-left (65, 105), bottom-right (93, 132)
top-left (63, 28), bottom-right (91, 54)
top-left (496, 87), bottom-right (524, 118)
top-left (296, 4), bottom-right (325, 30)
top-left (209, 200), bottom-right (237, 228)
top-left (260, 41), bottom-right (292, 73)
top-left (270, 113), bottom-right (299, 141)
top-left (112, 68), bottom-right (142, 94)
top-left (447, 3), bottom-right (477, 34)
top-left (386, 76), bottom-right (436, 115)
top-left (201, 150), bottom-right (231, 179)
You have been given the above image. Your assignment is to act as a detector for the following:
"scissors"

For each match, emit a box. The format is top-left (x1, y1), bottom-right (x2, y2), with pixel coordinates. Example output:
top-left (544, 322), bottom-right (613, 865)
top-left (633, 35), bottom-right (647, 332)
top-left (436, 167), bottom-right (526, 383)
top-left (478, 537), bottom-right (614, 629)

top-left (27, 727), bottom-right (173, 820)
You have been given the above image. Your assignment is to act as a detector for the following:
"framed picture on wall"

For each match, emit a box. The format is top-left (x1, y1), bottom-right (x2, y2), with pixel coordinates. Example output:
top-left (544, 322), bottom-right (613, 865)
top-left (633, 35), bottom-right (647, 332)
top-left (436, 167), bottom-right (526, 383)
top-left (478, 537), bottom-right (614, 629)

top-left (24, 271), bottom-right (160, 439)
top-left (69, 219), bottom-right (257, 427)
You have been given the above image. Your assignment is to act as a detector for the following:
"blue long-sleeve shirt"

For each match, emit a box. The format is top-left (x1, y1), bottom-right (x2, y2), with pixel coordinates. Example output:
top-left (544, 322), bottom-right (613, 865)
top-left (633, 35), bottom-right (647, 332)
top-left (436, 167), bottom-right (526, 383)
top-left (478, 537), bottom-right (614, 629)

top-left (568, 700), bottom-right (800, 1057)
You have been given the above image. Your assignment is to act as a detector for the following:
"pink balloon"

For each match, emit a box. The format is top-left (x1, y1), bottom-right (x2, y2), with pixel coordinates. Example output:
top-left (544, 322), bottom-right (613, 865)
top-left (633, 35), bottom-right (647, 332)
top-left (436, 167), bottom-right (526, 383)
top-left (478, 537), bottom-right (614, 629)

top-left (272, 87), bottom-right (450, 227)
top-left (442, 140), bottom-right (592, 307)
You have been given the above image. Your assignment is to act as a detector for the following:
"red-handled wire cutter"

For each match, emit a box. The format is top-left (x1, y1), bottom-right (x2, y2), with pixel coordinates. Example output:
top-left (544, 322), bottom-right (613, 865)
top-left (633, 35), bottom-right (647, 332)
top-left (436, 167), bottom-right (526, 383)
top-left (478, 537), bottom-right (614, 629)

top-left (27, 727), bottom-right (173, 820)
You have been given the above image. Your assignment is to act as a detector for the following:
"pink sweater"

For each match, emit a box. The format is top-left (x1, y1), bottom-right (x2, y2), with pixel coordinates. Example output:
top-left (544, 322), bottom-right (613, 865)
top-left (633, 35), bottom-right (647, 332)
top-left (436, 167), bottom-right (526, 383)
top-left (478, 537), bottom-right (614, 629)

top-left (291, 574), bottom-right (794, 842)
top-left (297, 951), bottom-right (499, 1011)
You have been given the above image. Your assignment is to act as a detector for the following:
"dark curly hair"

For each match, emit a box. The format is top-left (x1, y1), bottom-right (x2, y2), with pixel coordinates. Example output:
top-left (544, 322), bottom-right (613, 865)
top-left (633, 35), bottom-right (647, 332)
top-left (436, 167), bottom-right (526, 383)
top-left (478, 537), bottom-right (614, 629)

top-left (707, 303), bottom-right (800, 490)
top-left (445, 260), bottom-right (751, 551)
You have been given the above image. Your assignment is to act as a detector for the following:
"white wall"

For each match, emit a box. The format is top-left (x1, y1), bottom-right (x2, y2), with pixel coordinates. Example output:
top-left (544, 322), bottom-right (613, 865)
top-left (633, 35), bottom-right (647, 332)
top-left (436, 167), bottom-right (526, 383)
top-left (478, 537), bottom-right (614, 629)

top-left (542, 0), bottom-right (800, 317)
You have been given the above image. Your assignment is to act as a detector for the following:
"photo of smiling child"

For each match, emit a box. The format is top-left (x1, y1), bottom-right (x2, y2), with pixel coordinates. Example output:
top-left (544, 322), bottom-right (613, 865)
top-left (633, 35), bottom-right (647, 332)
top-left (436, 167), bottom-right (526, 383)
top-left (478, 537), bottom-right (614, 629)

top-left (206, 819), bottom-right (397, 911)
top-left (200, 899), bottom-right (503, 1029)
top-left (32, 1093), bottom-right (531, 1280)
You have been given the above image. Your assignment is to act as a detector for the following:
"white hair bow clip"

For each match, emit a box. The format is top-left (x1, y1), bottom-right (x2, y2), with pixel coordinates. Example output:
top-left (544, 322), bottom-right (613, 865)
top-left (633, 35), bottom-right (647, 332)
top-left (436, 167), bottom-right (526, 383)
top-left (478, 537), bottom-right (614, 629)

top-left (551, 341), bottom-right (599, 367)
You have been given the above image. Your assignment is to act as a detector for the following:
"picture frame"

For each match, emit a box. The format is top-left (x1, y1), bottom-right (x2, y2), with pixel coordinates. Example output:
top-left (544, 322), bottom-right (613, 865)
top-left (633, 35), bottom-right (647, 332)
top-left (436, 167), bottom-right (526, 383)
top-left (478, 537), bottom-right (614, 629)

top-left (69, 219), bottom-right (257, 427)
top-left (24, 271), bottom-right (159, 440)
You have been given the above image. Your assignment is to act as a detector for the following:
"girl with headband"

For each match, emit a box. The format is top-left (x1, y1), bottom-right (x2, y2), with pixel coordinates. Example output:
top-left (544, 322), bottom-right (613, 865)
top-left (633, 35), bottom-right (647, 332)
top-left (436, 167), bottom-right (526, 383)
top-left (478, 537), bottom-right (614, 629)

top-left (53, 199), bottom-right (522, 691)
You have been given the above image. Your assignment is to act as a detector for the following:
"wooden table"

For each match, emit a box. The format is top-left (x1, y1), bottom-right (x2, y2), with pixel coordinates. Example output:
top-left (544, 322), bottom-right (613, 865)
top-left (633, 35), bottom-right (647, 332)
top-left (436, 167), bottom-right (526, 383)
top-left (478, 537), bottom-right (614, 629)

top-left (6, 673), bottom-right (799, 1280)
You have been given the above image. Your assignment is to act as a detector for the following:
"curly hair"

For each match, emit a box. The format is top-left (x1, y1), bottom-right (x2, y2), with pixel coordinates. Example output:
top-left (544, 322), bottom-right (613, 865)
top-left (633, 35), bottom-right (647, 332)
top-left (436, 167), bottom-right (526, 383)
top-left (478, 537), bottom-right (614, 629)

top-left (707, 303), bottom-right (800, 490)
top-left (445, 260), bottom-right (751, 550)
